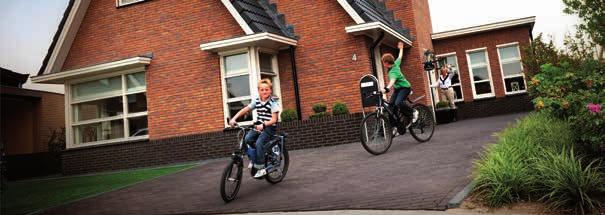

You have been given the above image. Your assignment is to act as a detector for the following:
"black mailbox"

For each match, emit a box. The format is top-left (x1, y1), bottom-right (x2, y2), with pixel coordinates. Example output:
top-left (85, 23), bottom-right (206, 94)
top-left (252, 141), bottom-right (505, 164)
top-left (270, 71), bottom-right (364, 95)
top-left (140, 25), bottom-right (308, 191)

top-left (359, 74), bottom-right (379, 108)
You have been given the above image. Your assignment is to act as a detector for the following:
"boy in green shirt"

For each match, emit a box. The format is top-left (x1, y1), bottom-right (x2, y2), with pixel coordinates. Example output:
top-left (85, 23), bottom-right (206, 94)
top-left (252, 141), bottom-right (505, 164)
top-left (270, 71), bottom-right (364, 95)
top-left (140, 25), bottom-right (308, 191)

top-left (382, 42), bottom-right (418, 133)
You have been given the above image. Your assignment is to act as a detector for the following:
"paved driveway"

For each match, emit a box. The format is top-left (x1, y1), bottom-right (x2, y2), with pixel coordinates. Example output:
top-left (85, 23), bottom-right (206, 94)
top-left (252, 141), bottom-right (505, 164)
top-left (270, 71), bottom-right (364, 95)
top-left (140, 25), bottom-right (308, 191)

top-left (46, 113), bottom-right (526, 215)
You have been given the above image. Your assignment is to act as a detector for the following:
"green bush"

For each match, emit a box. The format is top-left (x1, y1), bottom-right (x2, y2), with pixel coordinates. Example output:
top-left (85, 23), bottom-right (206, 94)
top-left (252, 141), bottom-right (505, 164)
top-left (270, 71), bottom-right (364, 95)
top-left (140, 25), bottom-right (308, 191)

top-left (332, 102), bottom-right (349, 115)
top-left (281, 109), bottom-right (298, 122)
top-left (309, 112), bottom-right (328, 119)
top-left (472, 112), bottom-right (578, 207)
top-left (435, 101), bottom-right (449, 109)
top-left (535, 150), bottom-right (604, 214)
top-left (312, 103), bottom-right (327, 114)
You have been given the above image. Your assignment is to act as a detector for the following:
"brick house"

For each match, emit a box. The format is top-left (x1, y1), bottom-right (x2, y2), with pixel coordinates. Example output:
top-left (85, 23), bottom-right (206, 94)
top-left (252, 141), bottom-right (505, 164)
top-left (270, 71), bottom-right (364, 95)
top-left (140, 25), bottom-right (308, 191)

top-left (32, 0), bottom-right (533, 174)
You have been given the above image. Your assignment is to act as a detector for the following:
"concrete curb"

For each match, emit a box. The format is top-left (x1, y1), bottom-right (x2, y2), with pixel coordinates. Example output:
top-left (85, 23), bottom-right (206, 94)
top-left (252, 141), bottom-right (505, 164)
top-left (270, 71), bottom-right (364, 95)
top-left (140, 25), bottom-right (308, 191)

top-left (447, 182), bottom-right (475, 209)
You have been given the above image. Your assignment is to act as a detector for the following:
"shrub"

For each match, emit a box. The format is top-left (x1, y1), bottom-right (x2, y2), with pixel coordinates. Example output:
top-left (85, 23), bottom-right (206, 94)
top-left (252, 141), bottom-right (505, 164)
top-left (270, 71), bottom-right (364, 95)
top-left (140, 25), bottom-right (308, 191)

top-left (332, 102), bottom-right (349, 115)
top-left (312, 103), bottom-right (327, 114)
top-left (435, 101), bottom-right (449, 109)
top-left (281, 109), bottom-right (298, 122)
top-left (309, 112), bottom-right (328, 119)
top-left (472, 112), bottom-right (576, 207)
top-left (535, 149), bottom-right (604, 214)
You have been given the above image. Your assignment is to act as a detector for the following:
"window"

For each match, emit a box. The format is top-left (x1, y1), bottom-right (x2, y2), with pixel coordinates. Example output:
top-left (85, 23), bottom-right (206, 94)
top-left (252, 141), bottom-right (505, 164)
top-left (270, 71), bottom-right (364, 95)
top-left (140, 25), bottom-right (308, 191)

top-left (436, 53), bottom-right (464, 102)
top-left (497, 43), bottom-right (526, 94)
top-left (220, 48), bottom-right (282, 126)
top-left (117, 0), bottom-right (146, 7)
top-left (466, 48), bottom-right (494, 99)
top-left (70, 72), bottom-right (148, 146)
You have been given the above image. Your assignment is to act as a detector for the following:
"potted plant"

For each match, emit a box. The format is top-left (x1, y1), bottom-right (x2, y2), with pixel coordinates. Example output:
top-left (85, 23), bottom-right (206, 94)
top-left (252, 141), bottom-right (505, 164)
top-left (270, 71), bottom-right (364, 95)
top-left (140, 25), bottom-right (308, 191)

top-left (434, 101), bottom-right (457, 124)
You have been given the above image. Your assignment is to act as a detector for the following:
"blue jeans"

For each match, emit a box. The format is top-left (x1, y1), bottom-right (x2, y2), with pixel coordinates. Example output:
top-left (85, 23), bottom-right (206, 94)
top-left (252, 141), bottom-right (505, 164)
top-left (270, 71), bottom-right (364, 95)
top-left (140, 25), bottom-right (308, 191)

top-left (244, 125), bottom-right (276, 166)
top-left (390, 87), bottom-right (413, 119)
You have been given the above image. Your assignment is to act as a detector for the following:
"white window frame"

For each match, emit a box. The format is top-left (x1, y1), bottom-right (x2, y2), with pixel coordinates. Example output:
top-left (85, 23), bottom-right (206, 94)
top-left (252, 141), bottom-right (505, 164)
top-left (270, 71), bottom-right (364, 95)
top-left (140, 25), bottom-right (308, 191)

top-left (466, 47), bottom-right (495, 99)
top-left (219, 47), bottom-right (283, 127)
top-left (496, 42), bottom-right (527, 95)
top-left (116, 0), bottom-right (146, 7)
top-left (65, 67), bottom-right (148, 149)
top-left (435, 52), bottom-right (464, 102)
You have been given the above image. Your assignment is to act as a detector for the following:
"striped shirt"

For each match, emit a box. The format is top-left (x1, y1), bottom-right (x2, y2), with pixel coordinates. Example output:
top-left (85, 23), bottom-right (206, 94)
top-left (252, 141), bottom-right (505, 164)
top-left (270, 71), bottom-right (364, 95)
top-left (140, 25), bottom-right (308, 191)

top-left (247, 96), bottom-right (281, 123)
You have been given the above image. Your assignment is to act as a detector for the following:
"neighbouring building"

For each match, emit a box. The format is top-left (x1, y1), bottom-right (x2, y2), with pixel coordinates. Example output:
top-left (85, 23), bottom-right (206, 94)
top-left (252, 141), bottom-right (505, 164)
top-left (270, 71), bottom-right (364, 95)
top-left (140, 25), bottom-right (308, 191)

top-left (1, 67), bottom-right (65, 179)
top-left (31, 0), bottom-right (533, 174)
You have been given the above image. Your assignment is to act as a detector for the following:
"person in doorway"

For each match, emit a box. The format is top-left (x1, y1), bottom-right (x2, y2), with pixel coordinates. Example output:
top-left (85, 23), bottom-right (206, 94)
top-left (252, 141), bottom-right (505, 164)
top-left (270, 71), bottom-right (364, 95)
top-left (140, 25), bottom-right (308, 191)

top-left (430, 64), bottom-right (457, 108)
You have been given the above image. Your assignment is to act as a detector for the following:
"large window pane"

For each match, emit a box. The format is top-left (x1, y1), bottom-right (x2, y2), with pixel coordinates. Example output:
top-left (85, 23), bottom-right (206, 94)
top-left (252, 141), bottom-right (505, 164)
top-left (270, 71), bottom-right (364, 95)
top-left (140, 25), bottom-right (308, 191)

top-left (469, 51), bottom-right (487, 65)
top-left (259, 53), bottom-right (274, 74)
top-left (228, 100), bottom-right (252, 122)
top-left (127, 72), bottom-right (146, 93)
top-left (127, 92), bottom-right (147, 113)
top-left (502, 61), bottom-right (523, 77)
top-left (472, 67), bottom-right (490, 81)
top-left (73, 76), bottom-right (122, 100)
top-left (73, 96), bottom-right (123, 122)
top-left (499, 46), bottom-right (519, 60)
top-left (475, 82), bottom-right (492, 95)
top-left (225, 54), bottom-right (248, 75)
top-left (129, 116), bottom-right (148, 137)
top-left (74, 120), bottom-right (124, 144)
top-left (226, 75), bottom-right (250, 98)
top-left (505, 76), bottom-right (526, 93)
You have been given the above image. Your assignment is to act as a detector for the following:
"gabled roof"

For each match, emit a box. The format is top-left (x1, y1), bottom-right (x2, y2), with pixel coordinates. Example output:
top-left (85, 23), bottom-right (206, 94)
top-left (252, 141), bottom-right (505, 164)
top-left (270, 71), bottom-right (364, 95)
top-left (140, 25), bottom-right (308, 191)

top-left (222, 0), bottom-right (297, 39)
top-left (431, 16), bottom-right (535, 40)
top-left (347, 0), bottom-right (411, 40)
top-left (37, 0), bottom-right (75, 76)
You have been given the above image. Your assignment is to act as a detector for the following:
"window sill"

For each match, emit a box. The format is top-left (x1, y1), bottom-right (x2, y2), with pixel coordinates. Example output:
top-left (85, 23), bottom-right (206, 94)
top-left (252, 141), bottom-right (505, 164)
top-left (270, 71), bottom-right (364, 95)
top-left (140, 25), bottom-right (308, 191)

top-left (117, 0), bottom-right (150, 8)
top-left (505, 91), bottom-right (528, 97)
top-left (473, 96), bottom-right (496, 102)
top-left (66, 135), bottom-right (149, 151)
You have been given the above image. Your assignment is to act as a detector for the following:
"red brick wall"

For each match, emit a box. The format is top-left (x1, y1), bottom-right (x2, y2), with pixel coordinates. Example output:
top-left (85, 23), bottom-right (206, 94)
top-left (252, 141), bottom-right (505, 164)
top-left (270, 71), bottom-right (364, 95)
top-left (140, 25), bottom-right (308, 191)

top-left (273, 0), bottom-right (373, 119)
top-left (384, 0), bottom-right (434, 106)
top-left (62, 0), bottom-right (245, 139)
top-left (432, 26), bottom-right (532, 102)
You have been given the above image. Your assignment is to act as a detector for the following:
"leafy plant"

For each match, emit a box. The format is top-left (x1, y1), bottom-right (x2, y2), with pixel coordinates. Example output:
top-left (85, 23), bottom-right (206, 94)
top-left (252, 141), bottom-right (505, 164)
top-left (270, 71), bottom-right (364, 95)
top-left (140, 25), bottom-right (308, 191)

top-left (280, 109), bottom-right (298, 122)
top-left (312, 103), bottom-right (327, 114)
top-left (535, 149), bottom-right (604, 214)
top-left (332, 102), bottom-right (349, 115)
top-left (435, 101), bottom-right (449, 109)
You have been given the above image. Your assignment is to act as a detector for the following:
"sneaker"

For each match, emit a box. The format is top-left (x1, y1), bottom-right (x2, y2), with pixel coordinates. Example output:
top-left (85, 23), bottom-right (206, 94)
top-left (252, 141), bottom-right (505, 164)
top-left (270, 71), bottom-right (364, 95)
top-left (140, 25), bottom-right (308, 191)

top-left (247, 161), bottom-right (253, 169)
top-left (392, 127), bottom-right (398, 137)
top-left (412, 109), bottom-right (419, 123)
top-left (253, 168), bottom-right (267, 178)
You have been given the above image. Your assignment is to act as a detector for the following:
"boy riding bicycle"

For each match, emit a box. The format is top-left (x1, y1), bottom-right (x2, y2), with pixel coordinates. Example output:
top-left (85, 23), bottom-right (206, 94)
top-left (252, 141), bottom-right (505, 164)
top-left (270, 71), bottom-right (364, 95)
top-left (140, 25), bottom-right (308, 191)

top-left (381, 41), bottom-right (418, 134)
top-left (229, 79), bottom-right (281, 178)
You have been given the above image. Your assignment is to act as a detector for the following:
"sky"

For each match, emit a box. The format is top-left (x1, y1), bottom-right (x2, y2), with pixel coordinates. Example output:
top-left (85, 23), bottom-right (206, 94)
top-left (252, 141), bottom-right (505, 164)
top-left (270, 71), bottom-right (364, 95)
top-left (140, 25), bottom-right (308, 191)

top-left (0, 0), bottom-right (580, 94)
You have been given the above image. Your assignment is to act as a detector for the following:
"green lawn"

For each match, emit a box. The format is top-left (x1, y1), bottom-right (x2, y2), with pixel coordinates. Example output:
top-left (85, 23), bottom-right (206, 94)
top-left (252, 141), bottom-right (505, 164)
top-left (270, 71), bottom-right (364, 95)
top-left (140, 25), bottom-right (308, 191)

top-left (1, 163), bottom-right (196, 215)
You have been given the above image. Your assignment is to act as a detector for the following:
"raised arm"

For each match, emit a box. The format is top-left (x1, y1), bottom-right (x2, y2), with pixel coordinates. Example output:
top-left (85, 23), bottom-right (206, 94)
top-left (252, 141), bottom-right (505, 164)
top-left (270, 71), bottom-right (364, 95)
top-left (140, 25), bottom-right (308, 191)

top-left (397, 41), bottom-right (404, 59)
top-left (229, 106), bottom-right (251, 126)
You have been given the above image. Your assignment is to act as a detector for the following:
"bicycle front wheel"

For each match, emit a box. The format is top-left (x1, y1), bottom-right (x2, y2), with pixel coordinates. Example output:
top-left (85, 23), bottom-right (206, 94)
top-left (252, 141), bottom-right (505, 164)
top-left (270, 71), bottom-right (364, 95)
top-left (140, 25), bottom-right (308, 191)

top-left (360, 112), bottom-right (393, 155)
top-left (220, 159), bottom-right (243, 203)
top-left (409, 104), bottom-right (435, 142)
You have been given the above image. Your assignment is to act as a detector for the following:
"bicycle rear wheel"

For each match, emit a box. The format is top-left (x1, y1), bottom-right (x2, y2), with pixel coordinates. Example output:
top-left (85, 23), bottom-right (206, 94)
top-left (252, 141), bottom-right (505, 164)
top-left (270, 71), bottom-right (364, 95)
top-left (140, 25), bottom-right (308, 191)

top-left (360, 112), bottom-right (393, 155)
top-left (409, 104), bottom-right (435, 142)
top-left (220, 159), bottom-right (243, 203)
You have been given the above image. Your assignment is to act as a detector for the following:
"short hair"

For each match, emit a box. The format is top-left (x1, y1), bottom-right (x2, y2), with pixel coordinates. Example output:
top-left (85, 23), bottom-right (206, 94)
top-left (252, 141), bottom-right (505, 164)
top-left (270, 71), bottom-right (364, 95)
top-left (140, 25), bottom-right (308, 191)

top-left (381, 53), bottom-right (395, 65)
top-left (258, 78), bottom-right (273, 89)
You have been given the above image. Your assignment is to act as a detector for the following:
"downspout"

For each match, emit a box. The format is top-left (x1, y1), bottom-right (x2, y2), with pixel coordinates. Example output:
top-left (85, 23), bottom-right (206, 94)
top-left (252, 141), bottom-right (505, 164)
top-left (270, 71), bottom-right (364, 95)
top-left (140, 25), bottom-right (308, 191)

top-left (289, 45), bottom-right (302, 119)
top-left (369, 32), bottom-right (385, 77)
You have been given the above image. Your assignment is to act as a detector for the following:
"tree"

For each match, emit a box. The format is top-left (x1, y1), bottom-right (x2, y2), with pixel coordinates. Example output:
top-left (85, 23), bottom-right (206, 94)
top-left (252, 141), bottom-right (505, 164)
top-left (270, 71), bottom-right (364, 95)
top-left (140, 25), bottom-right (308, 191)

top-left (562, 0), bottom-right (605, 60)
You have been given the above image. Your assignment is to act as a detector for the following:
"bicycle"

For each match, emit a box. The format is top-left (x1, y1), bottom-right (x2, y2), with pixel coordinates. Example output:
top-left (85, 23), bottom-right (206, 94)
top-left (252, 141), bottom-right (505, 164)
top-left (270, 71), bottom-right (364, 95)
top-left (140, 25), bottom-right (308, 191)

top-left (219, 121), bottom-right (289, 203)
top-left (359, 89), bottom-right (435, 155)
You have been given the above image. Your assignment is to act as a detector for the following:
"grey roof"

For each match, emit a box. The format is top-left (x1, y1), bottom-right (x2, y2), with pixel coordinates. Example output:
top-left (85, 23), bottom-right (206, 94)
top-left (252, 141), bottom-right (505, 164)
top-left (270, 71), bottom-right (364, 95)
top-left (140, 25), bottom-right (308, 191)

top-left (230, 0), bottom-right (297, 39)
top-left (347, 0), bottom-right (412, 40)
